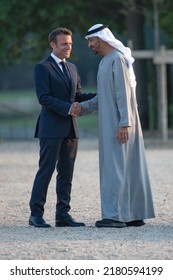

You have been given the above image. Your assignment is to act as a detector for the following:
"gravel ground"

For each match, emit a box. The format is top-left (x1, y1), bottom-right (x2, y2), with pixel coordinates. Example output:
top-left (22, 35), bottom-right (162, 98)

top-left (0, 138), bottom-right (173, 260)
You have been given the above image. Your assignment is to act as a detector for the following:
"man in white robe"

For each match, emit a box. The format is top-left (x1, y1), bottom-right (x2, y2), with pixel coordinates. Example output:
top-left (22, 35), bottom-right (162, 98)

top-left (74, 24), bottom-right (155, 228)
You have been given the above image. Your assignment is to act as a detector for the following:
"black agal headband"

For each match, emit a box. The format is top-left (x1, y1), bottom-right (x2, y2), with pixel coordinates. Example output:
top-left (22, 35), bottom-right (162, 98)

top-left (86, 25), bottom-right (109, 36)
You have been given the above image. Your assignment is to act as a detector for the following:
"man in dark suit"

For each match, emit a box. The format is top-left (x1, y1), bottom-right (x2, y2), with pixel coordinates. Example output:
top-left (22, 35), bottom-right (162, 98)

top-left (29, 27), bottom-right (95, 228)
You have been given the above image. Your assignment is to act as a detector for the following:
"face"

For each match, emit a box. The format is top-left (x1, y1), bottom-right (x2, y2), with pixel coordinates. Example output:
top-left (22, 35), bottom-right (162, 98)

top-left (50, 34), bottom-right (72, 59)
top-left (88, 37), bottom-right (101, 55)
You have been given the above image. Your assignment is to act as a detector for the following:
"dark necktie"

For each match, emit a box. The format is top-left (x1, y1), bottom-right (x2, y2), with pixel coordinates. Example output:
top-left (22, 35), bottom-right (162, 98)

top-left (60, 61), bottom-right (71, 84)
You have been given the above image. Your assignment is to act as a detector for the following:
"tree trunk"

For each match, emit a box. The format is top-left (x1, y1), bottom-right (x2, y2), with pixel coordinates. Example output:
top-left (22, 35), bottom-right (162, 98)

top-left (126, 1), bottom-right (149, 129)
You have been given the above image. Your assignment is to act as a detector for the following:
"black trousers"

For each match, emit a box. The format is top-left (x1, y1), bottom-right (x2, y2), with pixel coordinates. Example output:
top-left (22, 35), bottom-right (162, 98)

top-left (29, 136), bottom-right (78, 218)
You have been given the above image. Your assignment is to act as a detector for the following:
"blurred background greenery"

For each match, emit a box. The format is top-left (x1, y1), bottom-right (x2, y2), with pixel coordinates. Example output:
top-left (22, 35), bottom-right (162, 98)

top-left (0, 0), bottom-right (173, 140)
top-left (0, 89), bottom-right (98, 139)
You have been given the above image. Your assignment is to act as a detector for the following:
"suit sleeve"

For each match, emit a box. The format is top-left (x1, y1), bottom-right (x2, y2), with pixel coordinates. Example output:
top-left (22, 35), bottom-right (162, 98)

top-left (34, 63), bottom-right (71, 117)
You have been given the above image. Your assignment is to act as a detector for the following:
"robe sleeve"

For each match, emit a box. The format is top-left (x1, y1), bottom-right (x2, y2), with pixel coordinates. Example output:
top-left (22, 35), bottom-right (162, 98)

top-left (80, 95), bottom-right (98, 115)
top-left (113, 55), bottom-right (133, 127)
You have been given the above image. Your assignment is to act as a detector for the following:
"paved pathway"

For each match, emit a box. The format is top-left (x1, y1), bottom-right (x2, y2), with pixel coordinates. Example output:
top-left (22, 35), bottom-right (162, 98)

top-left (0, 139), bottom-right (173, 260)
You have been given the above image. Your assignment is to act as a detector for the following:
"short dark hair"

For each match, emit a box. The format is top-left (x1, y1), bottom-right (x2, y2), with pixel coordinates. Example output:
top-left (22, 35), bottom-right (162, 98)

top-left (48, 27), bottom-right (72, 43)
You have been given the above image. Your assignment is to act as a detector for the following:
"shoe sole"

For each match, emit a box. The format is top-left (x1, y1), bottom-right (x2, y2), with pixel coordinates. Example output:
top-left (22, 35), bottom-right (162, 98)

top-left (56, 222), bottom-right (85, 227)
top-left (126, 222), bottom-right (145, 227)
top-left (95, 222), bottom-right (126, 228)
top-left (29, 221), bottom-right (51, 228)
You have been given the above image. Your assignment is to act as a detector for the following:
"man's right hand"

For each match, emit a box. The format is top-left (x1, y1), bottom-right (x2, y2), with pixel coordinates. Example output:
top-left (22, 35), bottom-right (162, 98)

top-left (70, 102), bottom-right (82, 116)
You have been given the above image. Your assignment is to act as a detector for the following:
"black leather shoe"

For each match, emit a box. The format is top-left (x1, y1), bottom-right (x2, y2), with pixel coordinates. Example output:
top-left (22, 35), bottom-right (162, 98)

top-left (55, 214), bottom-right (85, 227)
top-left (126, 220), bottom-right (145, 227)
top-left (29, 216), bottom-right (51, 228)
top-left (95, 219), bottom-right (126, 228)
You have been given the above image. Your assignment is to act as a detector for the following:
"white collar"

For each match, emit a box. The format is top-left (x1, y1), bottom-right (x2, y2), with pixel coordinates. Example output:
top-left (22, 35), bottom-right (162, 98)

top-left (51, 53), bottom-right (66, 65)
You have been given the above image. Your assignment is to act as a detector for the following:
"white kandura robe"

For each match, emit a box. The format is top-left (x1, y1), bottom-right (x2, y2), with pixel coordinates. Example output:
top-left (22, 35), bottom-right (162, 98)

top-left (81, 50), bottom-right (155, 222)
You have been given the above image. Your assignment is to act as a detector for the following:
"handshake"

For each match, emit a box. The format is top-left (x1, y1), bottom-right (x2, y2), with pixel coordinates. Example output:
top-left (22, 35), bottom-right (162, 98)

top-left (70, 102), bottom-right (83, 117)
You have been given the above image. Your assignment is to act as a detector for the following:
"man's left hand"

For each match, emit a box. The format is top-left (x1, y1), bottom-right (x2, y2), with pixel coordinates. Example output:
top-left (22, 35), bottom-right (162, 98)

top-left (115, 127), bottom-right (129, 144)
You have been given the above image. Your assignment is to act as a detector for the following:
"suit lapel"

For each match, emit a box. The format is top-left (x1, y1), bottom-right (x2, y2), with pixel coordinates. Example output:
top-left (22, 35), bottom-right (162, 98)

top-left (49, 57), bottom-right (71, 90)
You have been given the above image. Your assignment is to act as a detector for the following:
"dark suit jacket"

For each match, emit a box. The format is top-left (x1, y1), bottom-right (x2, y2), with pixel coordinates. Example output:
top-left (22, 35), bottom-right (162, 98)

top-left (34, 55), bottom-right (95, 138)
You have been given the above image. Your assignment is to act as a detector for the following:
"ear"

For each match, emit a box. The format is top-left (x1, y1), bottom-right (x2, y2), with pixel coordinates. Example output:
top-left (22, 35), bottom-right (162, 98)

top-left (50, 41), bottom-right (55, 49)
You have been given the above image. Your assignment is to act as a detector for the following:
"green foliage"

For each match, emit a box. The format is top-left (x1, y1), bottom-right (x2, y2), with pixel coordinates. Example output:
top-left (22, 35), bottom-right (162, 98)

top-left (1, 0), bottom-right (173, 63)
top-left (143, 0), bottom-right (173, 47)
top-left (0, 0), bottom-right (125, 66)
top-left (160, 1), bottom-right (173, 45)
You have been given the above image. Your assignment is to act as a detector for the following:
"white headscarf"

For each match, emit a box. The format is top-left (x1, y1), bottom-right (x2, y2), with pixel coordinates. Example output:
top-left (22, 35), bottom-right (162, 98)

top-left (85, 24), bottom-right (136, 88)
